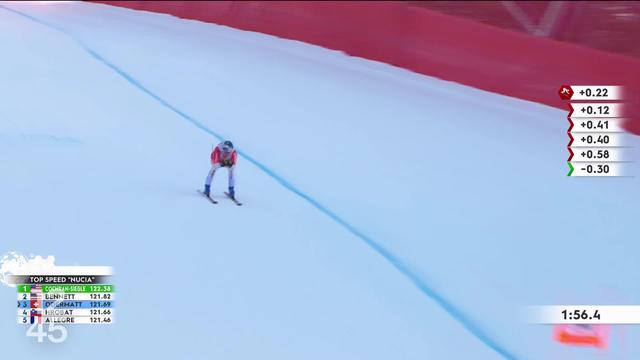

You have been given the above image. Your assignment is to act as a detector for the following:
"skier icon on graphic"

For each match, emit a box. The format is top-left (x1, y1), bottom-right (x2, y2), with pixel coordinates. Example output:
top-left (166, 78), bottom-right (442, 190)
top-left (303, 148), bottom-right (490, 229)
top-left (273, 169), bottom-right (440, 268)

top-left (558, 85), bottom-right (573, 100)
top-left (203, 140), bottom-right (237, 199)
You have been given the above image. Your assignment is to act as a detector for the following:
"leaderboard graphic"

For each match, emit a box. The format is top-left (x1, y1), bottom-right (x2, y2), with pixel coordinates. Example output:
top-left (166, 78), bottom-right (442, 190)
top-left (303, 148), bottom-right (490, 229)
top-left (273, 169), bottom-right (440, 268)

top-left (559, 85), bottom-right (635, 177)
top-left (9, 266), bottom-right (113, 343)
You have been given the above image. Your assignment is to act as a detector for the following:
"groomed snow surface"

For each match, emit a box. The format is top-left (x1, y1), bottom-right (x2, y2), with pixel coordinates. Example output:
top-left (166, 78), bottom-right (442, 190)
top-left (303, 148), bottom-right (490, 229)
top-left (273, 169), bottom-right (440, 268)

top-left (1, 2), bottom-right (639, 359)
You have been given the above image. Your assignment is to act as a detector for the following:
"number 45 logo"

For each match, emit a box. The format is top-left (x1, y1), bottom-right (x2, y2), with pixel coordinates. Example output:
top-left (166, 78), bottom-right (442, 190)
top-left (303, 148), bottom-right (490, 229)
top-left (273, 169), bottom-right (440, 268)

top-left (25, 292), bottom-right (68, 343)
top-left (26, 323), bottom-right (68, 343)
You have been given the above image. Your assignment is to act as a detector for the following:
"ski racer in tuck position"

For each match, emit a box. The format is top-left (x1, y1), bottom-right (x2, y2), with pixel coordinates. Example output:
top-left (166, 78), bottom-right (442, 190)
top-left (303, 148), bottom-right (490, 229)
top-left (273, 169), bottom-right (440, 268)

top-left (203, 140), bottom-right (237, 200)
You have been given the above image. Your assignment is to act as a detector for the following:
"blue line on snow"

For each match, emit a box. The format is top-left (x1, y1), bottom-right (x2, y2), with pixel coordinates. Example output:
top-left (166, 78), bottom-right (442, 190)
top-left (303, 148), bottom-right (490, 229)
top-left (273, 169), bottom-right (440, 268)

top-left (1, 5), bottom-right (519, 360)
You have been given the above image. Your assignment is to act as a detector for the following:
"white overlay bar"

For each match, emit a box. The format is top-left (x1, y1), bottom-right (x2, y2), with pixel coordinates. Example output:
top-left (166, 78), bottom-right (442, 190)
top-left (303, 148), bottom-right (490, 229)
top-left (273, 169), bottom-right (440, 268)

top-left (569, 118), bottom-right (627, 133)
top-left (569, 147), bottom-right (627, 162)
top-left (18, 308), bottom-right (114, 317)
top-left (529, 305), bottom-right (640, 324)
top-left (570, 103), bottom-right (623, 118)
top-left (18, 316), bottom-right (114, 325)
top-left (568, 86), bottom-right (623, 100)
top-left (570, 133), bottom-right (628, 147)
top-left (18, 293), bottom-right (114, 301)
top-left (569, 162), bottom-right (627, 177)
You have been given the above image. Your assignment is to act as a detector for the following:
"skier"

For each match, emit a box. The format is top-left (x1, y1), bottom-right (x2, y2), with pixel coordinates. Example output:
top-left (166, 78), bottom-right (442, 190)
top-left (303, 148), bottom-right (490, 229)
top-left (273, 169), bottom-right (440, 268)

top-left (203, 140), bottom-right (237, 199)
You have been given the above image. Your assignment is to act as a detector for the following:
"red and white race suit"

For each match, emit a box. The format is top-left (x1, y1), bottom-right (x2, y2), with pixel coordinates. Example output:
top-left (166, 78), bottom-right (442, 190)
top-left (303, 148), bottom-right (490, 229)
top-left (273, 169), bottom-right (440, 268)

top-left (205, 143), bottom-right (237, 188)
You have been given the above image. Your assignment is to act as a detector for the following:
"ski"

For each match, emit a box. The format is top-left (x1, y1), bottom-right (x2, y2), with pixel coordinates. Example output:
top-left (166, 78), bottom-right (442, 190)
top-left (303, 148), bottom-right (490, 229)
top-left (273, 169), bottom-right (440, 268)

top-left (197, 190), bottom-right (218, 204)
top-left (224, 192), bottom-right (242, 206)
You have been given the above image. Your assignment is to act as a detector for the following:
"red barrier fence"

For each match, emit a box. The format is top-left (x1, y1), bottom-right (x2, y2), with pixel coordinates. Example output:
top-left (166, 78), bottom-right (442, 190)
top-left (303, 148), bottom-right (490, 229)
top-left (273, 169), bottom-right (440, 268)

top-left (410, 1), bottom-right (640, 59)
top-left (91, 1), bottom-right (640, 134)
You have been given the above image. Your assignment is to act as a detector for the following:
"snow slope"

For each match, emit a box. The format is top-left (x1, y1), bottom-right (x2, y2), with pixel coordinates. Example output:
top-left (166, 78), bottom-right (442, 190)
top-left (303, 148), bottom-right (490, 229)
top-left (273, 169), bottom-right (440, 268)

top-left (1, 2), bottom-right (639, 359)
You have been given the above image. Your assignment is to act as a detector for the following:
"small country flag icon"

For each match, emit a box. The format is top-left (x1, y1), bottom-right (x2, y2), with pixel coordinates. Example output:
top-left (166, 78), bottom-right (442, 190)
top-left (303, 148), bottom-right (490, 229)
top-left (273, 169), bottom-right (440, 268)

top-left (30, 309), bottom-right (42, 324)
top-left (559, 85), bottom-right (573, 100)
